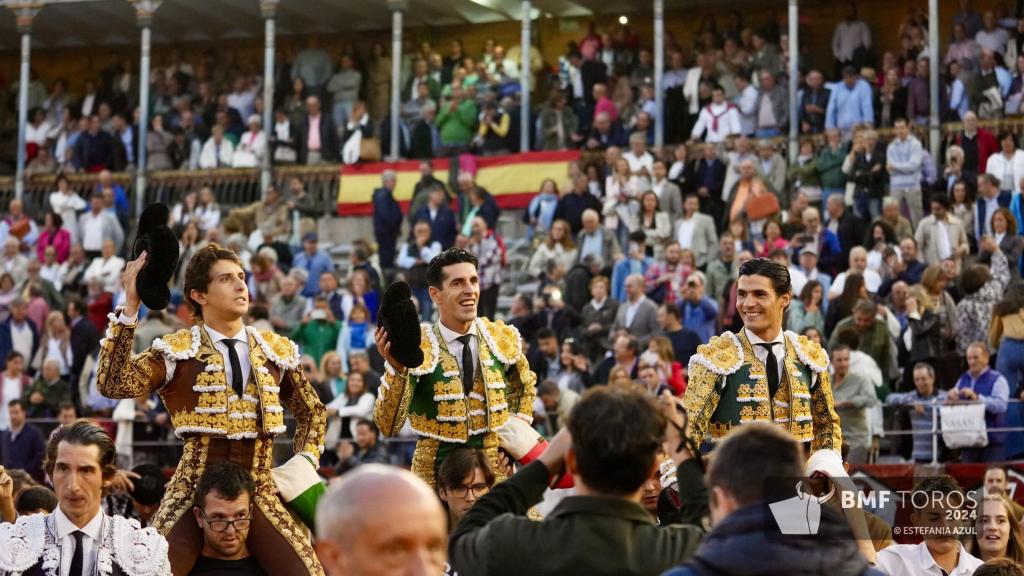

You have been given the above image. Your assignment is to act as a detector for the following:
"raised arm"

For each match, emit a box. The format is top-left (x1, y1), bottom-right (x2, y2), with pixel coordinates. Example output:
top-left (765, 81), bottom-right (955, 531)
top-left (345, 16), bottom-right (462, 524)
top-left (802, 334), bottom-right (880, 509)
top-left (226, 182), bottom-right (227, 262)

top-left (96, 253), bottom-right (168, 399)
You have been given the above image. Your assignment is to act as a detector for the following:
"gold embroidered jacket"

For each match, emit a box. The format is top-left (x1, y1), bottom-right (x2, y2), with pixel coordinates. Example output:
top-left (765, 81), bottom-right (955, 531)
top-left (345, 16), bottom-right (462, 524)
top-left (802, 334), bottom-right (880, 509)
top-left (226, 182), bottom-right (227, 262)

top-left (96, 311), bottom-right (326, 458)
top-left (682, 330), bottom-right (842, 453)
top-left (373, 318), bottom-right (537, 443)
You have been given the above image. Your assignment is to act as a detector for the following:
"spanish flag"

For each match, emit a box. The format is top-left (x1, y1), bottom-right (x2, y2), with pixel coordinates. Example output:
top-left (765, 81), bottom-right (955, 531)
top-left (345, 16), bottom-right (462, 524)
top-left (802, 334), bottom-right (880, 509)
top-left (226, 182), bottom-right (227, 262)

top-left (336, 151), bottom-right (581, 216)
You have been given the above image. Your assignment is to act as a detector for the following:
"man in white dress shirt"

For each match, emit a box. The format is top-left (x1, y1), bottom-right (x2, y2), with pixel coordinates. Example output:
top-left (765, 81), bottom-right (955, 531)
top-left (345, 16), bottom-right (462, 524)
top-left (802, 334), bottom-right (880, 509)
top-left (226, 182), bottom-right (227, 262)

top-left (875, 475), bottom-right (982, 576)
top-left (0, 420), bottom-right (170, 576)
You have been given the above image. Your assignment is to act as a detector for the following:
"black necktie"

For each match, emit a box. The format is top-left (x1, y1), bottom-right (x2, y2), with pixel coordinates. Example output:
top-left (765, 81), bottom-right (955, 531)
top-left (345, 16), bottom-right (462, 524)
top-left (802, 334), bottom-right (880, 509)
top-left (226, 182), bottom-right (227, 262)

top-left (757, 343), bottom-right (780, 399)
top-left (457, 334), bottom-right (474, 395)
top-left (70, 530), bottom-right (84, 576)
top-left (223, 338), bottom-right (244, 397)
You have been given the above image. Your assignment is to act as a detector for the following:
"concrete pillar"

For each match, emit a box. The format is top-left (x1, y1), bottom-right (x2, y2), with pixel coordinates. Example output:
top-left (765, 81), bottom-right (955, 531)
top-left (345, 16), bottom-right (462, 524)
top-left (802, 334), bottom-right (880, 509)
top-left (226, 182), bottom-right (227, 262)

top-left (520, 0), bottom-right (531, 152)
top-left (928, 0), bottom-right (940, 162)
top-left (261, 0), bottom-right (278, 192)
top-left (132, 0), bottom-right (162, 218)
top-left (388, 1), bottom-right (406, 160)
top-left (11, 4), bottom-right (39, 202)
top-left (653, 0), bottom-right (664, 149)
top-left (787, 0), bottom-right (799, 161)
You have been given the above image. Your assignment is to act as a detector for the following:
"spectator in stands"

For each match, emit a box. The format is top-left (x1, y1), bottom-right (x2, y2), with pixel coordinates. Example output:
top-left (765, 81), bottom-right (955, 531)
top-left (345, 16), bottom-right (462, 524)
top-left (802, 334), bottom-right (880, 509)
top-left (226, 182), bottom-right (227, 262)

top-left (829, 300), bottom-right (896, 379)
top-left (270, 275), bottom-right (306, 336)
top-left (24, 357), bottom-right (68, 420)
top-left (32, 311), bottom-right (71, 378)
top-left (953, 112), bottom-right (998, 184)
top-left (231, 115), bottom-right (266, 168)
top-left (642, 241), bottom-right (688, 306)
top-left (0, 398), bottom-right (43, 481)
top-left (787, 142), bottom-right (821, 211)
top-left (73, 115), bottom-right (116, 172)
top-left (874, 197), bottom-right (915, 243)
top-left (907, 58), bottom-right (933, 126)
top-left (949, 342), bottom-right (1010, 462)
top-left (971, 495), bottom-right (1024, 565)
top-left (917, 194), bottom-right (970, 269)
top-left (409, 100), bottom-right (439, 160)
top-left (676, 194), bottom-right (719, 269)
top-left (876, 67), bottom-right (908, 130)
top-left (612, 275), bottom-right (660, 345)
top-left (291, 296), bottom-right (341, 367)
top-left (787, 278), bottom-right (825, 334)
top-left (975, 173), bottom-right (1007, 243)
top-left (753, 70), bottom-right (787, 139)
top-left (887, 118), bottom-right (925, 226)
top-left (297, 95), bottom-right (339, 164)
top-left (577, 274), bottom-right (614, 360)
top-left (631, 192), bottom-right (671, 260)
top-left (831, 3), bottom-right (872, 74)
top-left (887, 362), bottom-right (948, 463)
top-left (657, 301), bottom-right (700, 368)
top-left (335, 419), bottom-right (389, 475)
top-left (328, 54), bottom-right (362, 128)
top-left (680, 272), bottom-right (718, 343)
top-left (880, 237), bottom-right (928, 296)
top-left (980, 209), bottom-right (1024, 282)
top-left (976, 10), bottom-right (1009, 55)
top-left (539, 92), bottom-right (579, 151)
top-left (467, 216), bottom-right (504, 320)
top-left (326, 370), bottom-right (374, 442)
top-left (316, 466), bottom-right (447, 576)
top-left (476, 101), bottom-right (511, 156)
top-left (724, 159), bottom-right (774, 233)
top-left (292, 233), bottom-right (334, 298)
top-left (875, 475), bottom-right (983, 574)
top-left (36, 212), bottom-right (69, 265)
top-left (0, 352), bottom-right (29, 430)
top-left (825, 66), bottom-right (875, 135)
top-left (524, 178), bottom-right (560, 244)
top-left (695, 143), bottom-right (727, 221)
top-left (986, 132), bottom-right (1024, 200)
top-left (755, 141), bottom-right (787, 205)
top-left (529, 329), bottom-right (563, 384)
top-left (529, 219), bottom-right (577, 281)
top-left (825, 194), bottom-right (865, 258)
top-left (0, 241), bottom-right (26, 289)
top-left (198, 124), bottom-right (234, 169)
top-left (816, 129), bottom-right (848, 210)
top-left (576, 209), bottom-right (620, 267)
top-left (705, 234), bottom-right (737, 303)
top-left (830, 344), bottom-right (876, 464)
top-left (77, 191), bottom-right (123, 259)
top-left (461, 183), bottom-right (500, 235)
top-left (690, 84), bottom-right (741, 143)
top-left (845, 129), bottom-right (886, 221)
top-left (371, 170), bottom-right (403, 271)
top-left (83, 239), bottom-right (125, 294)
top-left (437, 85), bottom-right (477, 155)
top-left (799, 70), bottom-right (830, 135)
top-left (0, 298), bottom-right (37, 373)
top-left (830, 247), bottom-right (882, 298)
top-left (584, 111), bottom-right (626, 151)
top-left (397, 220), bottom-right (442, 321)
top-left (48, 175), bottom-right (85, 245)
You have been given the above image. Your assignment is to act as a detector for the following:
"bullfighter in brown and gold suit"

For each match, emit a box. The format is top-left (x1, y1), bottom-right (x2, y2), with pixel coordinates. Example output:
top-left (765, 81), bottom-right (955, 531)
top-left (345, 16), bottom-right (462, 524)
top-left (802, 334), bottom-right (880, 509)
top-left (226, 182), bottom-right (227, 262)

top-left (97, 243), bottom-right (326, 576)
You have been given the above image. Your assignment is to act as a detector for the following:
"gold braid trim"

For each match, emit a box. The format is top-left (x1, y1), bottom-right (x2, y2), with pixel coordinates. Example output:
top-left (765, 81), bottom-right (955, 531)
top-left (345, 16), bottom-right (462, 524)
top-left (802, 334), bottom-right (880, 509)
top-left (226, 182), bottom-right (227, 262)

top-left (810, 369), bottom-right (843, 452)
top-left (283, 368), bottom-right (327, 456)
top-left (374, 369), bottom-right (414, 437)
top-left (412, 438), bottom-right (440, 487)
top-left (96, 315), bottom-right (165, 400)
top-left (682, 361), bottom-right (723, 446)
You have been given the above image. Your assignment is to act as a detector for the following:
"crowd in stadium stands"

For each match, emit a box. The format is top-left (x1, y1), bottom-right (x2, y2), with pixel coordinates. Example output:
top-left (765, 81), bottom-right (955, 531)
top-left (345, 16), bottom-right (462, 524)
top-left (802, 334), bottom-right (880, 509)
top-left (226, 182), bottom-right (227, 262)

top-left (13, 1), bottom-right (1024, 574)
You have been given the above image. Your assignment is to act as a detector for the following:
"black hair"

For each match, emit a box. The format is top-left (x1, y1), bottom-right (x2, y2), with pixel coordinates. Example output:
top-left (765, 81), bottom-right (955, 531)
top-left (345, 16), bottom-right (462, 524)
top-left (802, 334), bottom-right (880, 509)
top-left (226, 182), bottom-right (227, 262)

top-left (6, 398), bottom-right (23, 410)
top-left (930, 193), bottom-right (952, 210)
top-left (354, 417), bottom-right (378, 435)
top-left (706, 422), bottom-right (803, 506)
top-left (44, 419), bottom-right (117, 480)
top-left (4, 351), bottom-right (22, 363)
top-left (537, 380), bottom-right (560, 396)
top-left (567, 388), bottom-right (666, 496)
top-left (427, 248), bottom-right (478, 289)
top-left (737, 258), bottom-right (792, 297)
top-left (628, 230), bottom-right (648, 244)
top-left (661, 302), bottom-right (682, 320)
top-left (536, 328), bottom-right (556, 341)
top-left (437, 447), bottom-right (495, 491)
top-left (16, 486), bottom-right (57, 515)
top-left (195, 462), bottom-right (254, 508)
top-left (130, 463), bottom-right (167, 506)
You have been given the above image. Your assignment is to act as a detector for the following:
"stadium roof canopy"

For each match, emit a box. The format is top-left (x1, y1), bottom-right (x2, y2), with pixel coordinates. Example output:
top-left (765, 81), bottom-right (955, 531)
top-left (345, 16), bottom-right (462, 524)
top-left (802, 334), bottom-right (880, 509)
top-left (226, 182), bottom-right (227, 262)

top-left (0, 0), bottom-right (712, 50)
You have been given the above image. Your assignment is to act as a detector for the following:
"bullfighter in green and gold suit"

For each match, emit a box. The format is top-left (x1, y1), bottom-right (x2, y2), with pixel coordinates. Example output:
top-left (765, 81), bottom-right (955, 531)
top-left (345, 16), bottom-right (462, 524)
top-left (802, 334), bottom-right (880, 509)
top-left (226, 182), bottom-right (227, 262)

top-left (683, 259), bottom-right (842, 460)
top-left (374, 249), bottom-right (537, 487)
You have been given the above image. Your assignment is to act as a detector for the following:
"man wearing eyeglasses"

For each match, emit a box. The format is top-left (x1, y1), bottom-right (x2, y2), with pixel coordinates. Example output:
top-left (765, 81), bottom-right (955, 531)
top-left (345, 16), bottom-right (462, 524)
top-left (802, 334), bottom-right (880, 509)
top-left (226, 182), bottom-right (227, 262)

top-left (190, 462), bottom-right (264, 576)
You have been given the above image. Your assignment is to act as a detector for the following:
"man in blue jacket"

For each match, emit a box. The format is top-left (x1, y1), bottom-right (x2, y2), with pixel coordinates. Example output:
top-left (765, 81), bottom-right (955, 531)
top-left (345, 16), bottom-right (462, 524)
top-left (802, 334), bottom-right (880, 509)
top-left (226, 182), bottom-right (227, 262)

top-left (0, 299), bottom-right (38, 373)
top-left (372, 170), bottom-right (404, 271)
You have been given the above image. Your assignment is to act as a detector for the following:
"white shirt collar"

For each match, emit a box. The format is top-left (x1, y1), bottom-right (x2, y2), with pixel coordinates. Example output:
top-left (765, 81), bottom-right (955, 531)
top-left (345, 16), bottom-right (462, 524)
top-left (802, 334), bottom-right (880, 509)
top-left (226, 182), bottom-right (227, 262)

top-left (919, 541), bottom-right (975, 575)
top-left (54, 504), bottom-right (104, 542)
top-left (438, 320), bottom-right (478, 347)
top-left (204, 324), bottom-right (248, 345)
top-left (745, 328), bottom-right (785, 347)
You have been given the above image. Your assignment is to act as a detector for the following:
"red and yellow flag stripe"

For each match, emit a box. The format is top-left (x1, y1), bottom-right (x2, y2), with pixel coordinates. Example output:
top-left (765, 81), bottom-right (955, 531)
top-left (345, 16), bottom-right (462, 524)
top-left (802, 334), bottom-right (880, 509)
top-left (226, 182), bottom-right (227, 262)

top-left (336, 150), bottom-right (581, 216)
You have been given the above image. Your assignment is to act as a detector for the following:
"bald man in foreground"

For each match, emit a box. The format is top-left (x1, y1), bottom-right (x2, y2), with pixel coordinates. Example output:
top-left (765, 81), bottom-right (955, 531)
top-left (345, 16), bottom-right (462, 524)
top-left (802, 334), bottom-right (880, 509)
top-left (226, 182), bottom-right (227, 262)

top-left (315, 465), bottom-right (448, 575)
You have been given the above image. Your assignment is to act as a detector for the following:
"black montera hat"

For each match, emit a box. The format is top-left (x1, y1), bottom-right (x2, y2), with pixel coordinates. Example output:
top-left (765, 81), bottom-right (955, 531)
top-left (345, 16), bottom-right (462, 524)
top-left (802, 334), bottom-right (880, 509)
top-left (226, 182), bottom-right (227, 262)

top-left (377, 281), bottom-right (423, 369)
top-left (132, 203), bottom-right (179, 311)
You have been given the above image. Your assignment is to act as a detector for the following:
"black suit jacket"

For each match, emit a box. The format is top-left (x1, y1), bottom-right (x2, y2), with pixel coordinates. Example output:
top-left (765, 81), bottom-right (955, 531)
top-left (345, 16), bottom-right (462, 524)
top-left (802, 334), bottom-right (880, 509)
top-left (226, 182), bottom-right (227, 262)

top-left (413, 204), bottom-right (458, 250)
top-left (833, 211), bottom-right (866, 258)
top-left (70, 316), bottom-right (100, 388)
top-left (296, 113), bottom-right (340, 163)
top-left (410, 120), bottom-right (436, 159)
